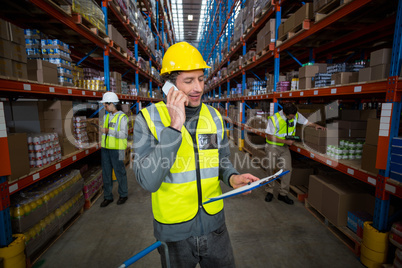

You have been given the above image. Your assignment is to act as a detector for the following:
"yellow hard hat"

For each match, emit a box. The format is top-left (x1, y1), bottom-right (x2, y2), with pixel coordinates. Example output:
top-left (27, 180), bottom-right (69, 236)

top-left (161, 42), bottom-right (210, 75)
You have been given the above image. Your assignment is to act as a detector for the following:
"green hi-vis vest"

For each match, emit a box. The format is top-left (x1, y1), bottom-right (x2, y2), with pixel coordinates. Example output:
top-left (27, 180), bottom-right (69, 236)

top-left (266, 112), bottom-right (298, 146)
top-left (101, 112), bottom-right (128, 150)
top-left (141, 102), bottom-right (225, 224)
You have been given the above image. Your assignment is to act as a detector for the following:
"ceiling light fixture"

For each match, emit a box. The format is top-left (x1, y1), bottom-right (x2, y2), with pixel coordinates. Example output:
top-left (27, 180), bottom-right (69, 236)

top-left (188, 15), bottom-right (193, 21)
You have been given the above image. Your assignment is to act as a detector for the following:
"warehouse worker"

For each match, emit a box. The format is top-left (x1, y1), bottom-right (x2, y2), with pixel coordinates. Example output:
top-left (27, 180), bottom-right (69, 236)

top-left (100, 92), bottom-right (129, 207)
top-left (264, 103), bottom-right (325, 205)
top-left (133, 42), bottom-right (259, 267)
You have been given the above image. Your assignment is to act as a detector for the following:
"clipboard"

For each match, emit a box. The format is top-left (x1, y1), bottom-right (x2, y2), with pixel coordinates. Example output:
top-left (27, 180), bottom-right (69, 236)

top-left (203, 169), bottom-right (290, 204)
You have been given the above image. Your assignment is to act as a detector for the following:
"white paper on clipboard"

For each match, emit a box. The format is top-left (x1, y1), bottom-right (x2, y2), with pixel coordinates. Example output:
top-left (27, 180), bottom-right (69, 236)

top-left (203, 169), bottom-right (289, 204)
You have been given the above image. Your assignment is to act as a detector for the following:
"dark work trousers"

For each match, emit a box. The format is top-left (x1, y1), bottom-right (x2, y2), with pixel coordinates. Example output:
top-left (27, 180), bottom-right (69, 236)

top-left (158, 223), bottom-right (235, 268)
top-left (101, 148), bottom-right (128, 200)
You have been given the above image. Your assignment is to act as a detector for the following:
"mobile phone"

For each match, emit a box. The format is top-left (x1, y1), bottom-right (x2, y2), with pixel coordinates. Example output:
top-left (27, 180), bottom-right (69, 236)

top-left (162, 81), bottom-right (179, 95)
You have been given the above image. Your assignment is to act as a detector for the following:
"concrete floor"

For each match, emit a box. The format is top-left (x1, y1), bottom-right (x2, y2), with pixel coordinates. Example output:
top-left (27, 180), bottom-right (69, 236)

top-left (37, 142), bottom-right (363, 268)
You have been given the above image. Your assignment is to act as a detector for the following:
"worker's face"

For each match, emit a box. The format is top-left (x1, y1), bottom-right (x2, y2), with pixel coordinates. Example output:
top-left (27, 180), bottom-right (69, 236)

top-left (103, 103), bottom-right (113, 112)
top-left (286, 114), bottom-right (296, 120)
top-left (176, 70), bottom-right (205, 107)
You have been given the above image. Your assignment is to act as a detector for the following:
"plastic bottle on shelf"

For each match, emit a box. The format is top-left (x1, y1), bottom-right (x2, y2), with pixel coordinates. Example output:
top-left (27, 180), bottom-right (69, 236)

top-left (22, 202), bottom-right (31, 217)
top-left (55, 208), bottom-right (62, 218)
top-left (28, 227), bottom-right (36, 241)
top-left (29, 198), bottom-right (37, 213)
top-left (39, 219), bottom-right (46, 231)
top-left (23, 231), bottom-right (31, 243)
top-left (36, 195), bottom-right (43, 208)
top-left (12, 204), bottom-right (24, 219)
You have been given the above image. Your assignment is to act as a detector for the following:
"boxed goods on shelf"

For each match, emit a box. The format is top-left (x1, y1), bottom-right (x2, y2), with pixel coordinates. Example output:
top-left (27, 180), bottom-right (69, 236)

top-left (27, 133), bottom-right (62, 168)
top-left (72, 0), bottom-right (106, 33)
top-left (390, 137), bottom-right (402, 182)
top-left (27, 59), bottom-right (58, 84)
top-left (308, 174), bottom-right (375, 226)
top-left (331, 72), bottom-right (358, 85)
top-left (7, 133), bottom-right (30, 182)
top-left (82, 166), bottom-right (102, 202)
top-left (24, 192), bottom-right (85, 257)
top-left (10, 169), bottom-right (84, 234)
top-left (108, 24), bottom-right (127, 52)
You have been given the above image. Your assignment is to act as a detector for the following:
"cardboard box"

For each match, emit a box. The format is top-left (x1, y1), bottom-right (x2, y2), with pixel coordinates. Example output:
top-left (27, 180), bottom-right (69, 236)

top-left (359, 67), bottom-right (372, 82)
top-left (360, 110), bottom-right (377, 120)
top-left (308, 175), bottom-right (331, 212)
top-left (370, 48), bottom-right (392, 67)
top-left (331, 72), bottom-right (358, 85)
top-left (371, 64), bottom-right (390, 80)
top-left (284, 14), bottom-right (295, 33)
top-left (322, 183), bottom-right (372, 227)
top-left (299, 77), bottom-right (313, 89)
top-left (0, 39), bottom-right (13, 59)
top-left (60, 137), bottom-right (78, 156)
top-left (365, 118), bottom-right (380, 146)
top-left (294, 3), bottom-right (314, 25)
top-left (8, 23), bottom-right (25, 45)
top-left (291, 168), bottom-right (314, 186)
top-left (0, 18), bottom-right (9, 40)
top-left (42, 100), bottom-right (73, 120)
top-left (304, 141), bottom-right (327, 154)
top-left (0, 57), bottom-right (12, 76)
top-left (11, 44), bottom-right (27, 63)
top-left (12, 61), bottom-right (27, 79)
top-left (338, 120), bottom-right (367, 130)
top-left (361, 144), bottom-right (379, 174)
top-left (299, 64), bottom-right (327, 78)
top-left (27, 59), bottom-right (58, 84)
top-left (7, 133), bottom-right (30, 182)
top-left (341, 110), bottom-right (360, 121)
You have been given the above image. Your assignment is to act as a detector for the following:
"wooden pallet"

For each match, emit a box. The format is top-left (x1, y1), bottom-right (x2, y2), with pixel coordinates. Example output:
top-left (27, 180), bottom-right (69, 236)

top-left (315, 0), bottom-right (353, 22)
top-left (84, 187), bottom-right (103, 210)
top-left (110, 40), bottom-right (128, 58)
top-left (277, 19), bottom-right (311, 44)
top-left (254, 1), bottom-right (272, 23)
top-left (72, 13), bottom-right (108, 40)
top-left (27, 207), bottom-right (84, 268)
top-left (289, 185), bottom-right (308, 202)
top-left (305, 198), bottom-right (362, 256)
top-left (256, 49), bottom-right (268, 60)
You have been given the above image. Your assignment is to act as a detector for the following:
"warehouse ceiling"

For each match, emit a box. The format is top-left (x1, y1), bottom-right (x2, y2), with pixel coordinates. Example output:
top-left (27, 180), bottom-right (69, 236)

top-left (171, 0), bottom-right (207, 48)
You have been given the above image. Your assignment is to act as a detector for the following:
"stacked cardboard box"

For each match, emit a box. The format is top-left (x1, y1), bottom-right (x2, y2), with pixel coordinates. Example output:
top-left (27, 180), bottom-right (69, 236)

top-left (7, 133), bottom-right (30, 182)
top-left (0, 19), bottom-right (27, 79)
top-left (308, 174), bottom-right (375, 227)
top-left (361, 117), bottom-right (380, 174)
top-left (299, 63), bottom-right (327, 90)
top-left (256, 19), bottom-right (276, 55)
top-left (108, 24), bottom-right (128, 52)
top-left (331, 72), bottom-right (358, 85)
top-left (27, 59), bottom-right (58, 84)
top-left (359, 48), bottom-right (392, 82)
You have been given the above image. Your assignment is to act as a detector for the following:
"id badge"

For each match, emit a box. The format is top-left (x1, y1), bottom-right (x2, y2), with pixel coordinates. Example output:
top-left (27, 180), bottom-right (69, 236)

top-left (198, 134), bottom-right (218, 150)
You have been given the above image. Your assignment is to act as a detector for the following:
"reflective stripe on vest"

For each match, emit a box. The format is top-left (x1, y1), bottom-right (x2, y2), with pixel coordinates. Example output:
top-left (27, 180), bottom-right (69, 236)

top-left (101, 113), bottom-right (128, 150)
top-left (266, 112), bottom-right (298, 146)
top-left (141, 102), bottom-right (225, 224)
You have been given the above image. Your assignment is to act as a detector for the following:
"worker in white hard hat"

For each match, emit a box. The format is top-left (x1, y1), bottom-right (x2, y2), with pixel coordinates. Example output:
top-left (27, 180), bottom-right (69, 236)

top-left (99, 92), bottom-right (129, 207)
top-left (133, 42), bottom-right (259, 267)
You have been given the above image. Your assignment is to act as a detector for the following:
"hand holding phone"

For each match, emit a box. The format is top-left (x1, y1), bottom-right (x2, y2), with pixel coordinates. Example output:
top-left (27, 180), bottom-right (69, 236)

top-left (162, 81), bottom-right (179, 95)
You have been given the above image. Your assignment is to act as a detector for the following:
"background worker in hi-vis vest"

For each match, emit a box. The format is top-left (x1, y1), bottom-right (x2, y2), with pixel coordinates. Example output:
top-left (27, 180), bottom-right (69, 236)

top-left (99, 92), bottom-right (129, 207)
top-left (133, 42), bottom-right (259, 267)
top-left (264, 103), bottom-right (325, 205)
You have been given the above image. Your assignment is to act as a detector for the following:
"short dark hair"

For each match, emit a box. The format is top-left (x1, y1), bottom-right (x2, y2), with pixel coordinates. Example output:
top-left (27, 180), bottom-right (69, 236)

top-left (161, 71), bottom-right (181, 85)
top-left (282, 103), bottom-right (297, 115)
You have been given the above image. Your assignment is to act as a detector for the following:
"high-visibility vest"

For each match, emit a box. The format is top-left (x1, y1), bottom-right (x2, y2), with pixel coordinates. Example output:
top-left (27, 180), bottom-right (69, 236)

top-left (266, 112), bottom-right (298, 146)
top-left (141, 102), bottom-right (224, 224)
top-left (101, 112), bottom-right (128, 150)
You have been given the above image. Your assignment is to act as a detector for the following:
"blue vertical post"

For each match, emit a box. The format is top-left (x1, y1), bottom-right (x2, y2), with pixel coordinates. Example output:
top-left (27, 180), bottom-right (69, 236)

top-left (102, 1), bottom-right (110, 91)
top-left (149, 80), bottom-right (153, 98)
top-left (373, 0), bottom-right (402, 231)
